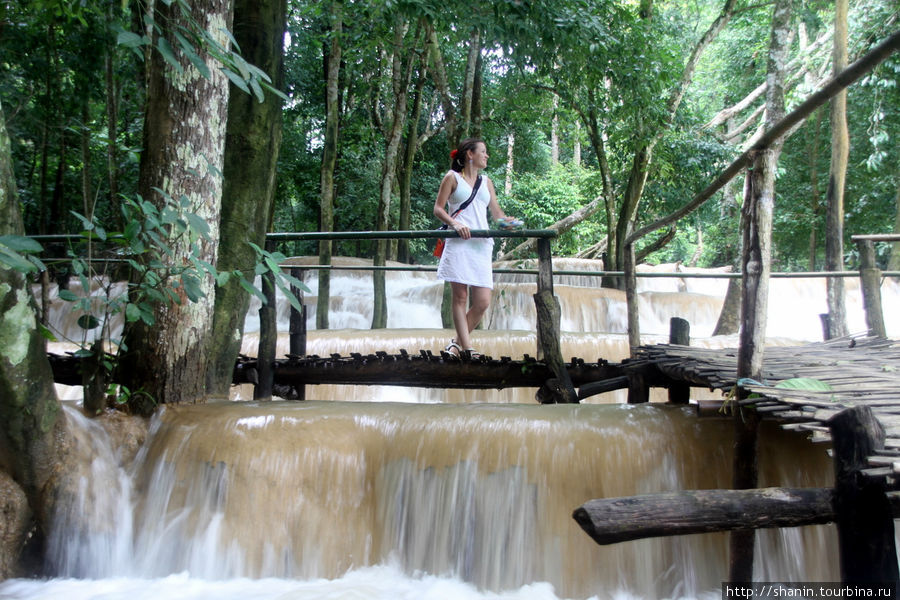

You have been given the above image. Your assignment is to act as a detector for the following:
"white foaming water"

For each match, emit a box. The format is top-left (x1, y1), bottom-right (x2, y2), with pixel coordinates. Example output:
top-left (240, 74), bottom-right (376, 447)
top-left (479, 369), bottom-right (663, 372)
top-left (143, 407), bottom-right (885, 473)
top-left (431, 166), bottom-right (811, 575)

top-left (1, 402), bottom-right (835, 600)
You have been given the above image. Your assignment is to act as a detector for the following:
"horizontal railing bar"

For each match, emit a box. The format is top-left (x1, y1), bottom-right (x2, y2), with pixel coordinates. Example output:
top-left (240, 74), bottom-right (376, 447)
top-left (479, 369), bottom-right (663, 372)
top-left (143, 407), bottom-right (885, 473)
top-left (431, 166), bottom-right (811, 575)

top-left (32, 256), bottom-right (900, 279)
top-left (851, 234), bottom-right (900, 242)
top-left (288, 264), bottom-right (900, 278)
top-left (26, 229), bottom-right (557, 243)
top-left (267, 229), bottom-right (557, 241)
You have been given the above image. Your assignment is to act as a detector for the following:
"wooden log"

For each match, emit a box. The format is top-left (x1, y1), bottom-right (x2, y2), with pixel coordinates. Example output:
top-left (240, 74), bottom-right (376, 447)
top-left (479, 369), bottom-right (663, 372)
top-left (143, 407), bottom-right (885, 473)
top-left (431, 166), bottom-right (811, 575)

top-left (532, 288), bottom-right (577, 403)
top-left (578, 376), bottom-right (630, 400)
top-left (828, 405), bottom-right (899, 584)
top-left (856, 239), bottom-right (886, 338)
top-left (573, 487), bottom-right (837, 546)
top-left (668, 318), bottom-right (691, 404)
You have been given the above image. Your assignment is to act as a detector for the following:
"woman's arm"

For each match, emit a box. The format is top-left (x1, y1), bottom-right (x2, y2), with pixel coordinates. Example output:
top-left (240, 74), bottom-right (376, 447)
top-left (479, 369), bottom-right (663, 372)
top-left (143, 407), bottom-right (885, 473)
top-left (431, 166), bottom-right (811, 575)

top-left (486, 177), bottom-right (507, 220)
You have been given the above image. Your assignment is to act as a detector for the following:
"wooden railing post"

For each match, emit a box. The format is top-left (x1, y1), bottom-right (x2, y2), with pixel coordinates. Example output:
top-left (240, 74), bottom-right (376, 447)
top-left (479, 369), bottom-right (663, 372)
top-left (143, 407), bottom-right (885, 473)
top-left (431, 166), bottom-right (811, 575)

top-left (624, 243), bottom-right (640, 355)
top-left (289, 267), bottom-right (307, 401)
top-left (856, 239), bottom-right (886, 337)
top-left (828, 405), bottom-right (899, 584)
top-left (668, 317), bottom-right (690, 404)
top-left (533, 238), bottom-right (576, 403)
top-left (255, 240), bottom-right (278, 400)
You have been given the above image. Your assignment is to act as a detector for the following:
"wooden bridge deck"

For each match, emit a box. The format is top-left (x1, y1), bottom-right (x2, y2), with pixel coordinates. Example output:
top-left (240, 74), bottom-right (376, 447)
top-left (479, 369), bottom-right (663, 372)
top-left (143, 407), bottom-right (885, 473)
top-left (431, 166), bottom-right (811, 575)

top-left (623, 335), bottom-right (900, 488)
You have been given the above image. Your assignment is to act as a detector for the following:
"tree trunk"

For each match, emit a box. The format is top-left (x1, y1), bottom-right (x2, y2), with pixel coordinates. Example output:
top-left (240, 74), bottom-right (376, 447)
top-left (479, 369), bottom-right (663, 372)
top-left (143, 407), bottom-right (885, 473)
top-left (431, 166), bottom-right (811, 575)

top-left (807, 109), bottom-right (824, 271)
top-left (425, 21), bottom-right (456, 147)
top-left (80, 100), bottom-right (92, 219)
top-left (824, 0), bottom-right (849, 339)
top-left (397, 48), bottom-right (427, 265)
top-left (104, 1), bottom-right (122, 231)
top-left (731, 0), bottom-right (791, 580)
top-left (504, 131), bottom-right (514, 195)
top-left (317, 1), bottom-right (342, 330)
top-left (119, 0), bottom-right (232, 410)
top-left (207, 0), bottom-right (287, 396)
top-left (0, 97), bottom-right (73, 537)
top-left (372, 19), bottom-right (415, 329)
top-left (459, 28), bottom-right (480, 141)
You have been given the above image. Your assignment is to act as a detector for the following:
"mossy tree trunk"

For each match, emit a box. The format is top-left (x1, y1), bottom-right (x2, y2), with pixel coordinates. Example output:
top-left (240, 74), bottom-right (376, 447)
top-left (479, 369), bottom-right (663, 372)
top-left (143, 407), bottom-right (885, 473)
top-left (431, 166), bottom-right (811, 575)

top-left (207, 0), bottom-right (287, 396)
top-left (0, 97), bottom-right (73, 538)
top-left (118, 0), bottom-right (232, 410)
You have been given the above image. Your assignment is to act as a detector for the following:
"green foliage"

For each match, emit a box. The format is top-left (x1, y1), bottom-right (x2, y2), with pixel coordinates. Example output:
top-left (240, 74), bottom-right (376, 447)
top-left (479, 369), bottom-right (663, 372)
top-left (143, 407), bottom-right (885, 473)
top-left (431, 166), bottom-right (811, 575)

top-left (0, 235), bottom-right (46, 272)
top-left (26, 196), bottom-right (308, 405)
top-left (504, 163), bottom-right (605, 256)
top-left (115, 1), bottom-right (286, 103)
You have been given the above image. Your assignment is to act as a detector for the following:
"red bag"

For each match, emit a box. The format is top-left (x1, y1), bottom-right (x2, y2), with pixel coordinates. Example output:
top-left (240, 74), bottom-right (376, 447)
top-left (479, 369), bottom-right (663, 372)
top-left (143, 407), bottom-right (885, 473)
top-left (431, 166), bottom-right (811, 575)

top-left (433, 238), bottom-right (445, 257)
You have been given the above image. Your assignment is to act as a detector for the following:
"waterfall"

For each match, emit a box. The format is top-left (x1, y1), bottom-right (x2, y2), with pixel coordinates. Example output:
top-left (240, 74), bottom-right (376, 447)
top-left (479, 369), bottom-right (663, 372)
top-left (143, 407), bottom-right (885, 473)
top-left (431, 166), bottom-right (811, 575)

top-left (9, 401), bottom-right (836, 600)
top-left (7, 257), bottom-right (895, 599)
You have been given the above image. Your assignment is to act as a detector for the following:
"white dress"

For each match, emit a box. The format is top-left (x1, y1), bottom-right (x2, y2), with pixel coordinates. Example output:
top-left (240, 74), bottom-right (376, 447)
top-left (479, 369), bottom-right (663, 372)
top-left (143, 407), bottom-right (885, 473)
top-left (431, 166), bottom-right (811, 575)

top-left (437, 171), bottom-right (494, 289)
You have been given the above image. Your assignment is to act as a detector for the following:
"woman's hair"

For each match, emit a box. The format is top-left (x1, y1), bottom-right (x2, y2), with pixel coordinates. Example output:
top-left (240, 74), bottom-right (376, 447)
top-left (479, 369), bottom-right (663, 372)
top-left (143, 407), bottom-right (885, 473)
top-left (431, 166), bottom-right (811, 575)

top-left (450, 138), bottom-right (484, 172)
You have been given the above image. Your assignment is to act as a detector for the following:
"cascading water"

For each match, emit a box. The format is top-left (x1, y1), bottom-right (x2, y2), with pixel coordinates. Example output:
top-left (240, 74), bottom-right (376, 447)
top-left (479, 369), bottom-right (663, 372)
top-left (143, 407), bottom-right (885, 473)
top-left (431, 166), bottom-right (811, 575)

top-left (4, 402), bottom-right (836, 600)
top-left (5, 257), bottom-right (897, 599)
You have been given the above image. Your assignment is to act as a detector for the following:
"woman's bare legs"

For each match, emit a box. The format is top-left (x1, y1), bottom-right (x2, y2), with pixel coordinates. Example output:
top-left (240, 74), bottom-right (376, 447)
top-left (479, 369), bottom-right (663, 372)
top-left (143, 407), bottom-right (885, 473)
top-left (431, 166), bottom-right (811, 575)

top-left (449, 282), bottom-right (492, 352)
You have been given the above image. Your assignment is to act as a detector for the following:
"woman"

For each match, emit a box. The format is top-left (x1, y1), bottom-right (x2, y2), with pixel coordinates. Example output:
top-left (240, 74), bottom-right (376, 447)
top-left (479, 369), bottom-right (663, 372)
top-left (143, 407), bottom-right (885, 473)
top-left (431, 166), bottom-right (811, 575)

top-left (433, 138), bottom-right (519, 358)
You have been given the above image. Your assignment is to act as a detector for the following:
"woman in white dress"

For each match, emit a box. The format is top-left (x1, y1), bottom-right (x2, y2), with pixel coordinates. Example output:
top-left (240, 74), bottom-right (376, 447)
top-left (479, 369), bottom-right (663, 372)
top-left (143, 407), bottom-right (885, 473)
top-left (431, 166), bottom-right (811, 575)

top-left (433, 138), bottom-right (519, 358)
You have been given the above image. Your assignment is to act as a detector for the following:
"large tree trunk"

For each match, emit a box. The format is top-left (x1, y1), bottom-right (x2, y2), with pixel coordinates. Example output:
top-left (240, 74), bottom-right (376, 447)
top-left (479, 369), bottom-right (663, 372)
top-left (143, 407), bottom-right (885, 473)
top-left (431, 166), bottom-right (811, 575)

top-left (119, 0), bottom-right (232, 411)
top-left (0, 97), bottom-right (73, 542)
top-left (317, 0), bottom-right (342, 331)
top-left (207, 0), bottom-right (286, 396)
top-left (824, 0), bottom-right (849, 339)
top-left (731, 0), bottom-right (791, 580)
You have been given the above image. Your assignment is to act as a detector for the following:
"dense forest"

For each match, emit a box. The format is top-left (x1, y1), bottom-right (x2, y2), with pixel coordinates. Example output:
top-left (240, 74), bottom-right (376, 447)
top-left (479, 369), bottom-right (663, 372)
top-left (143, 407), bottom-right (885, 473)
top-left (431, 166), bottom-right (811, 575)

top-left (2, 0), bottom-right (898, 269)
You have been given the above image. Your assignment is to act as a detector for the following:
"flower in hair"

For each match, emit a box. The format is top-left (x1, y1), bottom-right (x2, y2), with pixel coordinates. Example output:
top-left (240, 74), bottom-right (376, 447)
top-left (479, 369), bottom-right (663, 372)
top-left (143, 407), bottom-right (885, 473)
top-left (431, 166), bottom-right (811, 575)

top-left (450, 149), bottom-right (458, 160)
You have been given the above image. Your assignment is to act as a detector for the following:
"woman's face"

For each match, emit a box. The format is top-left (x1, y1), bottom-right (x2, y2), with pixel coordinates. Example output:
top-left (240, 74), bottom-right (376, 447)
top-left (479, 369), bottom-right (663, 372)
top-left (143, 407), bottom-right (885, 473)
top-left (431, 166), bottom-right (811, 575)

top-left (469, 143), bottom-right (489, 169)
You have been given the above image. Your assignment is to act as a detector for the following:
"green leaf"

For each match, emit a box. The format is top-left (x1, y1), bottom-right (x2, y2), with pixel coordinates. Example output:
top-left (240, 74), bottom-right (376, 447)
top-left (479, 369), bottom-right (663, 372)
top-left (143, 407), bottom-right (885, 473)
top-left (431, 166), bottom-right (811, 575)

top-left (173, 30), bottom-right (211, 79)
top-left (77, 314), bottom-right (101, 330)
top-left (38, 324), bottom-right (58, 342)
top-left (117, 31), bottom-right (147, 48)
top-left (185, 212), bottom-right (211, 238)
top-left (0, 235), bottom-right (43, 254)
top-left (156, 37), bottom-right (183, 74)
top-left (181, 274), bottom-right (205, 302)
top-left (249, 77), bottom-right (264, 103)
top-left (0, 247), bottom-right (39, 272)
top-left (58, 289), bottom-right (79, 302)
top-left (222, 66), bottom-right (251, 94)
top-left (275, 278), bottom-right (303, 313)
top-left (774, 378), bottom-right (833, 392)
top-left (216, 271), bottom-right (232, 287)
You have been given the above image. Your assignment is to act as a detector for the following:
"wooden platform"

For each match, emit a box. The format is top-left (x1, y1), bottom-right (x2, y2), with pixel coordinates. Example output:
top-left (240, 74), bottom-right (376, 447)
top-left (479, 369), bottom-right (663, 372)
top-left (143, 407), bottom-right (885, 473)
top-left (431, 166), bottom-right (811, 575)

top-left (231, 351), bottom-right (626, 401)
top-left (622, 335), bottom-right (900, 489)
